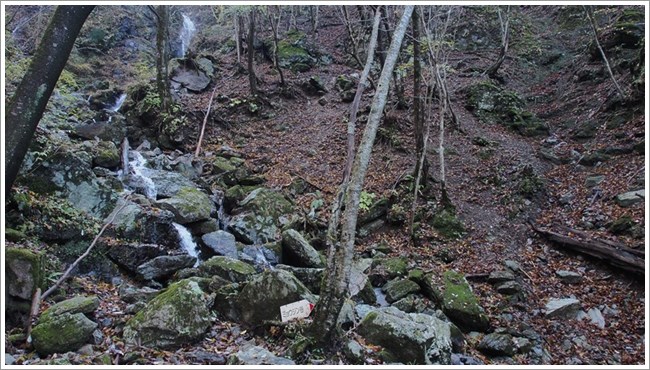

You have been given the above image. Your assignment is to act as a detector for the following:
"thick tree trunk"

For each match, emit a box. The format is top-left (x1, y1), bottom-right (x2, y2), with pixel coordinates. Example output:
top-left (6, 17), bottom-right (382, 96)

top-left (310, 5), bottom-right (414, 350)
top-left (247, 8), bottom-right (257, 95)
top-left (155, 5), bottom-right (171, 114)
top-left (5, 5), bottom-right (95, 194)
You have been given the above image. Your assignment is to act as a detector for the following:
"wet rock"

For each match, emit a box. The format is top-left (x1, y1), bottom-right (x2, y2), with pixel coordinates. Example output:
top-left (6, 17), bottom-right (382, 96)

top-left (123, 279), bottom-right (215, 349)
top-left (382, 278), bottom-right (420, 303)
top-left (201, 231), bottom-right (238, 259)
top-left (228, 344), bottom-right (295, 365)
top-left (545, 298), bottom-right (581, 319)
top-left (614, 189), bottom-right (644, 207)
top-left (556, 270), bottom-right (582, 284)
top-left (281, 229), bottom-right (324, 268)
top-left (198, 256), bottom-right (257, 283)
top-left (237, 269), bottom-right (316, 326)
top-left (137, 255), bottom-right (197, 281)
top-left (477, 333), bottom-right (516, 357)
top-left (32, 313), bottom-right (98, 356)
top-left (357, 306), bottom-right (452, 364)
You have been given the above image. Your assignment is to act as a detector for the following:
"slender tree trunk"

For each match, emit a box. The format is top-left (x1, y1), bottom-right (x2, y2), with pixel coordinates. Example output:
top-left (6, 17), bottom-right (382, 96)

top-left (484, 6), bottom-right (510, 78)
top-left (247, 8), bottom-right (257, 95)
top-left (5, 5), bottom-right (95, 194)
top-left (234, 14), bottom-right (241, 65)
top-left (412, 6), bottom-right (428, 188)
top-left (310, 5), bottom-right (414, 349)
top-left (341, 6), bottom-right (363, 68)
top-left (584, 5), bottom-right (626, 98)
top-left (268, 6), bottom-right (286, 86)
top-left (155, 5), bottom-right (171, 114)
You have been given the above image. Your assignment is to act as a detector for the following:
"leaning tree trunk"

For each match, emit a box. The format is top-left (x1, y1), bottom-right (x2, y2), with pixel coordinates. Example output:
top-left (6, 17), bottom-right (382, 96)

top-left (5, 5), bottom-right (95, 194)
top-left (310, 5), bottom-right (414, 350)
top-left (484, 6), bottom-right (510, 78)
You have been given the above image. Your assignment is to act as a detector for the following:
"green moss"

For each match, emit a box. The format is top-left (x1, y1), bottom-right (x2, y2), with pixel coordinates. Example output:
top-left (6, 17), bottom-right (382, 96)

top-left (199, 256), bottom-right (256, 283)
top-left (213, 156), bottom-right (237, 174)
top-left (31, 312), bottom-right (97, 355)
top-left (407, 269), bottom-right (425, 284)
top-left (373, 257), bottom-right (408, 279)
top-left (6, 247), bottom-right (44, 297)
top-left (39, 295), bottom-right (99, 324)
top-left (441, 270), bottom-right (489, 332)
top-left (431, 209), bottom-right (465, 239)
top-left (5, 228), bottom-right (27, 242)
top-left (609, 215), bottom-right (635, 234)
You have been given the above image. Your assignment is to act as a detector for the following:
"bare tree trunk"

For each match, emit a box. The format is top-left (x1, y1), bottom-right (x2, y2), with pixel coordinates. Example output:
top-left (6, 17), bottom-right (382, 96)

top-left (195, 84), bottom-right (218, 157)
top-left (310, 5), bottom-right (414, 349)
top-left (155, 5), bottom-right (171, 114)
top-left (412, 6), bottom-right (428, 188)
top-left (234, 14), bottom-right (241, 65)
top-left (341, 6), bottom-right (364, 68)
top-left (484, 6), bottom-right (510, 78)
top-left (247, 8), bottom-right (257, 95)
top-left (267, 6), bottom-right (286, 86)
top-left (584, 5), bottom-right (626, 99)
top-left (5, 5), bottom-right (95, 194)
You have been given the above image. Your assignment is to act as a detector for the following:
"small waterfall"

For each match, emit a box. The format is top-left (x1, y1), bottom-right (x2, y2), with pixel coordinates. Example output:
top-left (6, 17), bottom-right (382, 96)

top-left (213, 189), bottom-right (230, 230)
top-left (120, 138), bottom-right (129, 180)
top-left (128, 151), bottom-right (157, 200)
top-left (173, 222), bottom-right (200, 267)
top-left (179, 14), bottom-right (196, 57)
top-left (107, 93), bottom-right (127, 112)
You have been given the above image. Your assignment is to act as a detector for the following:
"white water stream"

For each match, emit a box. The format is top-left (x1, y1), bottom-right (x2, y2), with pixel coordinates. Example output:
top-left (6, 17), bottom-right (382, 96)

top-left (179, 14), bottom-right (196, 57)
top-left (173, 222), bottom-right (201, 266)
top-left (107, 93), bottom-right (127, 112)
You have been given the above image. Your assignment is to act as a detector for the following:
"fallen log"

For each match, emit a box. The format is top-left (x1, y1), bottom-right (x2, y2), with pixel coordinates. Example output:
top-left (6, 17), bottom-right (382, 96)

top-left (529, 221), bottom-right (645, 277)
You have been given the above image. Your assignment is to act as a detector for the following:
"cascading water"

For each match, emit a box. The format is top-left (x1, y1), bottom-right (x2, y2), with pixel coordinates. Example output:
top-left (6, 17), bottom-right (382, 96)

top-left (107, 93), bottom-right (127, 112)
top-left (127, 151), bottom-right (157, 200)
top-left (173, 222), bottom-right (201, 267)
top-left (179, 14), bottom-right (196, 57)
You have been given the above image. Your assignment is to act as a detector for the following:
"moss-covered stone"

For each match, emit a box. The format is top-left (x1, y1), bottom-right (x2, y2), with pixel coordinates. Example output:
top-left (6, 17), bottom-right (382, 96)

top-left (6, 247), bottom-right (43, 300)
top-left (224, 184), bottom-right (260, 211)
top-left (156, 187), bottom-right (212, 224)
top-left (609, 215), bottom-right (635, 234)
top-left (382, 278), bottom-right (420, 303)
top-left (39, 295), bottom-right (100, 324)
top-left (212, 156), bottom-right (237, 174)
top-left (441, 270), bottom-right (489, 332)
top-left (92, 141), bottom-right (120, 169)
top-left (277, 31), bottom-right (316, 71)
top-left (123, 279), bottom-right (215, 349)
top-left (5, 228), bottom-right (27, 242)
top-left (198, 256), bottom-right (257, 283)
top-left (32, 312), bottom-right (97, 356)
top-left (431, 209), bottom-right (465, 239)
top-left (372, 257), bottom-right (408, 279)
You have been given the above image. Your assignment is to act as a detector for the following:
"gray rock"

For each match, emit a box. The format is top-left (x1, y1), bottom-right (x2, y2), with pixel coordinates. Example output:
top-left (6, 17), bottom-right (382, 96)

top-left (237, 270), bottom-right (317, 326)
top-left (382, 278), bottom-right (420, 303)
top-left (488, 270), bottom-right (515, 284)
top-left (92, 141), bottom-right (120, 168)
top-left (107, 243), bottom-right (167, 274)
top-left (170, 65), bottom-right (211, 92)
top-left (198, 256), bottom-right (257, 283)
top-left (147, 170), bottom-right (198, 198)
top-left (281, 229), bottom-right (324, 268)
top-left (504, 260), bottom-right (522, 273)
top-left (188, 219), bottom-right (220, 236)
top-left (239, 245), bottom-right (279, 271)
top-left (440, 270), bottom-right (490, 332)
top-left (107, 198), bottom-right (178, 249)
top-left (513, 336), bottom-right (533, 353)
top-left (156, 187), bottom-right (213, 224)
top-left (201, 231), bottom-right (238, 258)
top-left (227, 188), bottom-right (294, 244)
top-left (137, 255), bottom-right (197, 281)
top-left (495, 280), bottom-right (522, 295)
top-left (556, 270), bottom-right (582, 284)
top-left (477, 333), bottom-right (516, 357)
top-left (588, 307), bottom-right (606, 329)
top-left (451, 353), bottom-right (484, 365)
top-left (5, 354), bottom-right (16, 365)
top-left (6, 248), bottom-right (42, 300)
top-left (585, 175), bottom-right (605, 188)
top-left (614, 190), bottom-right (644, 207)
top-left (343, 340), bottom-right (365, 364)
top-left (119, 285), bottom-right (160, 304)
top-left (228, 214), bottom-right (278, 244)
top-left (39, 296), bottom-right (99, 323)
top-left (545, 298), bottom-right (581, 319)
top-left (228, 345), bottom-right (295, 365)
top-left (123, 279), bottom-right (215, 349)
top-left (32, 313), bottom-right (98, 356)
top-left (276, 264), bottom-right (323, 293)
top-left (355, 304), bottom-right (375, 321)
top-left (357, 306), bottom-right (452, 364)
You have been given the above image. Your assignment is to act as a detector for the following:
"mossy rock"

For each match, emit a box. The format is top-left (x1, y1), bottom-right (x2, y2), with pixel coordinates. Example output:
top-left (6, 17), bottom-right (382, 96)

top-left (372, 257), bottom-right (408, 280)
top-left (198, 256), bottom-right (257, 283)
top-left (6, 247), bottom-right (44, 300)
top-left (39, 295), bottom-right (100, 324)
top-left (212, 156), bottom-right (237, 174)
top-left (5, 228), bottom-right (27, 242)
top-left (609, 215), bottom-right (635, 234)
top-left (277, 31), bottom-right (317, 70)
top-left (440, 270), bottom-right (489, 332)
top-left (224, 184), bottom-right (260, 211)
top-left (382, 278), bottom-right (420, 303)
top-left (335, 75), bottom-right (355, 91)
top-left (32, 312), bottom-right (98, 356)
top-left (92, 141), bottom-right (120, 169)
top-left (123, 279), bottom-right (215, 349)
top-left (431, 209), bottom-right (465, 239)
top-left (156, 187), bottom-right (213, 224)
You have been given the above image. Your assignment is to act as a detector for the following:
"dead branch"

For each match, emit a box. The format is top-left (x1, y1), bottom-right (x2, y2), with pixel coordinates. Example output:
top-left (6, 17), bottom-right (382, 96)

top-left (194, 83), bottom-right (219, 158)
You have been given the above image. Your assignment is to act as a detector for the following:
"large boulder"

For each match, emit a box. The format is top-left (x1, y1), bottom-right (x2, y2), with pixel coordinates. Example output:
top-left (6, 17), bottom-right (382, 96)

top-left (123, 279), bottom-right (215, 349)
top-left (201, 231), bottom-right (238, 259)
top-left (198, 256), bottom-right (257, 283)
top-left (156, 187), bottom-right (213, 224)
top-left (237, 269), bottom-right (317, 326)
top-left (107, 197), bottom-right (178, 248)
top-left (106, 243), bottom-right (167, 274)
top-left (281, 229), bottom-right (324, 268)
top-left (382, 278), bottom-right (420, 303)
top-left (545, 298), bottom-right (581, 319)
top-left (276, 264), bottom-right (323, 294)
top-left (228, 188), bottom-right (294, 244)
top-left (147, 170), bottom-right (198, 198)
top-left (170, 58), bottom-right (212, 92)
top-left (31, 312), bottom-right (98, 356)
top-left (477, 333), bottom-right (516, 357)
top-left (439, 270), bottom-right (490, 332)
top-left (357, 306), bottom-right (452, 364)
top-left (6, 248), bottom-right (43, 300)
top-left (137, 255), bottom-right (197, 281)
top-left (39, 295), bottom-right (100, 323)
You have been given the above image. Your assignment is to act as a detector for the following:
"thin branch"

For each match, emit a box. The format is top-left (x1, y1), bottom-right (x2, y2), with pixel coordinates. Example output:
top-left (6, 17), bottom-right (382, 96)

top-left (195, 84), bottom-right (219, 157)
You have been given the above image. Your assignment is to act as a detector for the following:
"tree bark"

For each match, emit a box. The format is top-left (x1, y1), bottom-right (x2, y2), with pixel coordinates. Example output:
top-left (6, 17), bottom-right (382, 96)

top-left (5, 5), bottom-right (95, 194)
top-left (267, 6), bottom-right (286, 86)
top-left (310, 5), bottom-right (414, 350)
top-left (412, 6), bottom-right (428, 188)
top-left (484, 6), bottom-right (510, 78)
top-left (155, 5), bottom-right (171, 114)
top-left (247, 8), bottom-right (257, 95)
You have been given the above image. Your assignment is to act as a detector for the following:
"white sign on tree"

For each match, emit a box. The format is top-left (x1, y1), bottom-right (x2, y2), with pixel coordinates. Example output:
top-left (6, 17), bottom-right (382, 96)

top-left (280, 299), bottom-right (314, 322)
